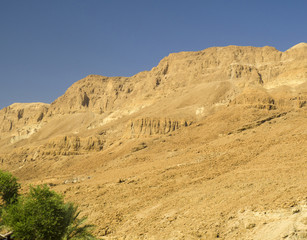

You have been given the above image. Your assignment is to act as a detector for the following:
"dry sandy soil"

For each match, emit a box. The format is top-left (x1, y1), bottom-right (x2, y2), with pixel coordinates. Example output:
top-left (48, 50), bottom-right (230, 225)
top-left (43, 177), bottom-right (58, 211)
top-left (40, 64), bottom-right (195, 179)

top-left (0, 43), bottom-right (307, 239)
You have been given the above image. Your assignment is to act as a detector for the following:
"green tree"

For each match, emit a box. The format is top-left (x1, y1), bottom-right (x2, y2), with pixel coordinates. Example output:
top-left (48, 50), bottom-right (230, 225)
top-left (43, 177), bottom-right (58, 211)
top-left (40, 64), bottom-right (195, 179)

top-left (0, 171), bottom-right (98, 240)
top-left (63, 203), bottom-right (97, 240)
top-left (0, 170), bottom-right (20, 207)
top-left (2, 185), bottom-right (71, 240)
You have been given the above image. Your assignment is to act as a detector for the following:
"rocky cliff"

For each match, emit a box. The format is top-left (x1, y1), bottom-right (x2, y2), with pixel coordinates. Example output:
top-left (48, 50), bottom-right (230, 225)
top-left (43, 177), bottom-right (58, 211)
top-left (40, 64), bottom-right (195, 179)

top-left (1, 43), bottom-right (306, 168)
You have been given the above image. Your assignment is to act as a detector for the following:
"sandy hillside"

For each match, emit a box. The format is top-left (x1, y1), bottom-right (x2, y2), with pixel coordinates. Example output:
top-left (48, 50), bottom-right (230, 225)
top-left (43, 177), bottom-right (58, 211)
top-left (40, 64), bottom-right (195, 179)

top-left (0, 43), bottom-right (307, 239)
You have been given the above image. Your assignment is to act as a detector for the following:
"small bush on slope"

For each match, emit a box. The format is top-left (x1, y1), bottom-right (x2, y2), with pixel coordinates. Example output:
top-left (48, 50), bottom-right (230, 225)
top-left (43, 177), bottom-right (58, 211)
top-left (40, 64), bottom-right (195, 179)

top-left (0, 170), bottom-right (20, 207)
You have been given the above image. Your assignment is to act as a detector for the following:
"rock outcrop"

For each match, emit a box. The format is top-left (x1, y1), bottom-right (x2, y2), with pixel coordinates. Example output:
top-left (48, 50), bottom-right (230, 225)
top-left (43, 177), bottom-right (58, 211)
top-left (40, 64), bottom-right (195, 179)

top-left (36, 44), bottom-right (307, 117)
top-left (1, 43), bottom-right (306, 156)
top-left (43, 135), bottom-right (104, 156)
top-left (0, 103), bottom-right (49, 145)
top-left (130, 118), bottom-right (192, 137)
top-left (0, 103), bottom-right (49, 132)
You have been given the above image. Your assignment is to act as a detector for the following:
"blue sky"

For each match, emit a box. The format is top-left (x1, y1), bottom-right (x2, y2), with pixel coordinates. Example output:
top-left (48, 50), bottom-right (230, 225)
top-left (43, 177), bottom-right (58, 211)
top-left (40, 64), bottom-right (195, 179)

top-left (0, 0), bottom-right (306, 109)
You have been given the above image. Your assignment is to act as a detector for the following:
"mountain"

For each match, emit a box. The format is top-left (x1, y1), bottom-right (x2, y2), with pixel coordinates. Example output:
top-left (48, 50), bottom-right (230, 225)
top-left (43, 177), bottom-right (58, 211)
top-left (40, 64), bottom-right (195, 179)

top-left (0, 44), bottom-right (307, 239)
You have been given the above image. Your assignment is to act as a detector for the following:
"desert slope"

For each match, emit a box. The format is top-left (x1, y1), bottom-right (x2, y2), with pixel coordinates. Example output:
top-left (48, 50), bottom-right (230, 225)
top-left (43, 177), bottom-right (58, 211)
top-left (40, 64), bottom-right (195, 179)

top-left (0, 43), bottom-right (307, 239)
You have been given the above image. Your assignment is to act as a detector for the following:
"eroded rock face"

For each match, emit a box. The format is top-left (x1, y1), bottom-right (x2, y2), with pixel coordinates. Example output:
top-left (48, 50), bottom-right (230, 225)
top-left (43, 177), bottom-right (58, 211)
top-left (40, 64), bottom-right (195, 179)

top-left (47, 75), bottom-right (132, 115)
top-left (0, 103), bottom-right (49, 144)
top-left (41, 135), bottom-right (105, 156)
top-left (0, 103), bottom-right (49, 131)
top-left (44, 44), bottom-right (307, 117)
top-left (0, 43), bottom-right (307, 158)
top-left (130, 118), bottom-right (192, 137)
top-left (0, 135), bottom-right (105, 164)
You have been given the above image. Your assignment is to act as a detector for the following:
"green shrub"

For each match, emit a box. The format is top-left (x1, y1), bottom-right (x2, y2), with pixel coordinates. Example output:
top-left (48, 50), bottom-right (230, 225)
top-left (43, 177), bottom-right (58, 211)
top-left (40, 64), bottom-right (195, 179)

top-left (0, 170), bottom-right (20, 206)
top-left (0, 171), bottom-right (98, 240)
top-left (2, 185), bottom-right (70, 240)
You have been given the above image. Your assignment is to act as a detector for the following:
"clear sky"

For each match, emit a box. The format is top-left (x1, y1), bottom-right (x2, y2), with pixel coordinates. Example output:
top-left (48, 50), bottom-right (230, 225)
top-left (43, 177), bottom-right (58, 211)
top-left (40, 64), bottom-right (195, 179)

top-left (0, 0), bottom-right (306, 110)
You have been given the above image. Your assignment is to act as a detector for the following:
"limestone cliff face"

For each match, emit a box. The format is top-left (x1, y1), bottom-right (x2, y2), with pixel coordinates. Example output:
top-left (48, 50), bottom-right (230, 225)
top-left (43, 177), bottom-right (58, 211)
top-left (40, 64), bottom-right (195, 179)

top-left (46, 43), bottom-right (307, 116)
top-left (0, 43), bottom-right (306, 159)
top-left (153, 44), bottom-right (307, 88)
top-left (0, 134), bottom-right (104, 165)
top-left (130, 118), bottom-right (192, 137)
top-left (47, 75), bottom-right (132, 115)
top-left (0, 103), bottom-right (49, 143)
top-left (42, 135), bottom-right (104, 156)
top-left (0, 103), bottom-right (49, 131)
top-left (231, 87), bottom-right (307, 110)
